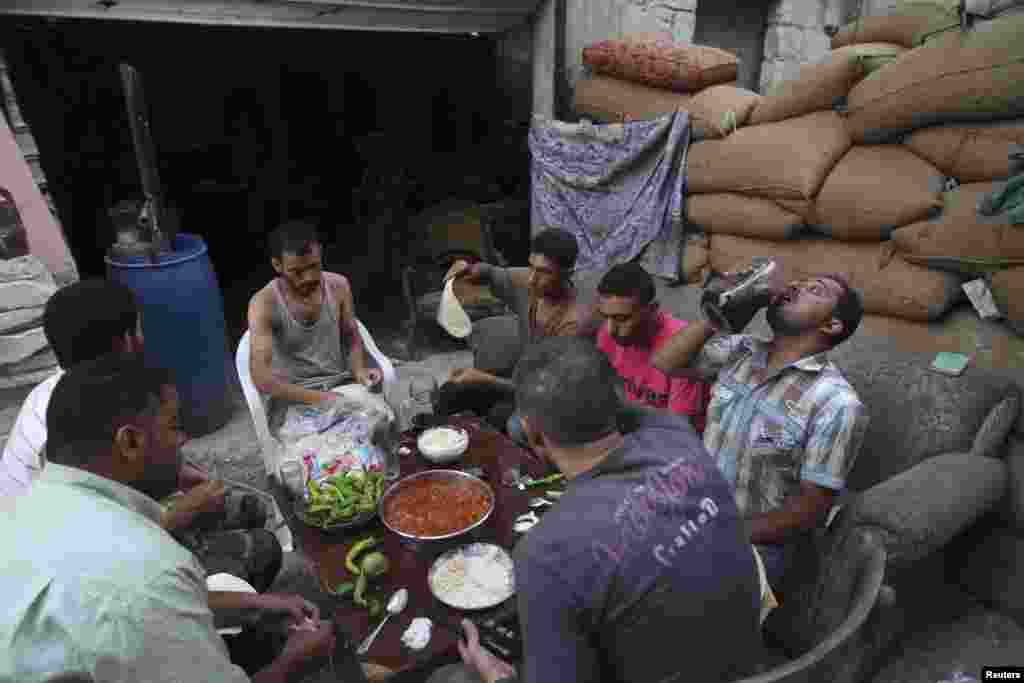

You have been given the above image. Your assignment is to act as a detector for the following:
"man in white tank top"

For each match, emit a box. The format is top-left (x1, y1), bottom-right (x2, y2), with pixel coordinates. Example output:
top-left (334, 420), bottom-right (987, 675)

top-left (247, 221), bottom-right (381, 427)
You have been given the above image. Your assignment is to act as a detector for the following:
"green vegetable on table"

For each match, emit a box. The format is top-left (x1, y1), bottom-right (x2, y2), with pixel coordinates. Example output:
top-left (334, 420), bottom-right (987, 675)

top-left (353, 551), bottom-right (391, 609)
top-left (303, 469), bottom-right (385, 528)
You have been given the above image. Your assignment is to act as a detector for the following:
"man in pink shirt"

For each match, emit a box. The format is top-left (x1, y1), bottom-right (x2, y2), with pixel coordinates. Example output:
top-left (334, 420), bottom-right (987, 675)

top-left (596, 263), bottom-right (710, 433)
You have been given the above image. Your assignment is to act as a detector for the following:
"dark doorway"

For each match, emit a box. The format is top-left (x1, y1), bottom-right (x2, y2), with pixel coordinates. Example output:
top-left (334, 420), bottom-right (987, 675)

top-left (2, 18), bottom-right (529, 347)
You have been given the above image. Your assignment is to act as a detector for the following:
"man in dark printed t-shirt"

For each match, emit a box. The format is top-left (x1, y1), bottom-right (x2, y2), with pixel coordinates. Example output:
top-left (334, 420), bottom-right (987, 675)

top-left (431, 337), bottom-right (764, 683)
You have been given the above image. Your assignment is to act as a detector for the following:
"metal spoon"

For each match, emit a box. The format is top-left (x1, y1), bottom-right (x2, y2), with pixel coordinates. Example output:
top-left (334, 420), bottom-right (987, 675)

top-left (356, 588), bottom-right (409, 655)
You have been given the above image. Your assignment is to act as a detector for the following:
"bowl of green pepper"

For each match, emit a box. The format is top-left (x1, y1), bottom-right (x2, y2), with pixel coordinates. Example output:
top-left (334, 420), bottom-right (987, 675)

top-left (294, 469), bottom-right (386, 533)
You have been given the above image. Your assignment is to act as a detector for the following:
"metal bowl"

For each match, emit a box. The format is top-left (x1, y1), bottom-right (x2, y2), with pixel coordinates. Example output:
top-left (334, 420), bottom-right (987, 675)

top-left (379, 469), bottom-right (495, 543)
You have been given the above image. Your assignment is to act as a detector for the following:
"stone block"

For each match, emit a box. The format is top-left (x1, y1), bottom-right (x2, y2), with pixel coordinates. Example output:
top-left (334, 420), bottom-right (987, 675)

top-left (802, 29), bottom-right (833, 62)
top-left (620, 2), bottom-right (670, 36)
top-left (767, 0), bottom-right (825, 27)
top-left (669, 9), bottom-right (697, 42)
top-left (763, 24), bottom-right (806, 61)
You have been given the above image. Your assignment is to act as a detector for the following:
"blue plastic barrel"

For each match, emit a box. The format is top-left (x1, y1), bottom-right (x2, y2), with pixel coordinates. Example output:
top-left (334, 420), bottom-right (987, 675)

top-left (106, 233), bottom-right (233, 436)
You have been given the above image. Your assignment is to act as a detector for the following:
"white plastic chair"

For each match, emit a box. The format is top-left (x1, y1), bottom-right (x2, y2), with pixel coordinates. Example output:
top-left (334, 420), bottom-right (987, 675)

top-left (235, 319), bottom-right (397, 477)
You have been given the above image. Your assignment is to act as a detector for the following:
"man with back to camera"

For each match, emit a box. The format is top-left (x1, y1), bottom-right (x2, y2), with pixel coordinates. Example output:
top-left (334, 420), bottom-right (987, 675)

top-left (0, 352), bottom-right (336, 682)
top-left (437, 227), bottom-right (586, 433)
top-left (651, 264), bottom-right (869, 585)
top-left (0, 279), bottom-right (283, 592)
top-left (595, 262), bottom-right (711, 433)
top-left (248, 220), bottom-right (382, 431)
top-left (432, 336), bottom-right (764, 683)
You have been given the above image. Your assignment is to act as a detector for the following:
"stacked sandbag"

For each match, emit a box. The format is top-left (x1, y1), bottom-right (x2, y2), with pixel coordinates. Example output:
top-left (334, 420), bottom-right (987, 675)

top-left (687, 111), bottom-right (852, 199)
top-left (892, 181), bottom-right (1024, 272)
top-left (572, 77), bottom-right (761, 139)
top-left (844, 12), bottom-right (1024, 144)
top-left (811, 145), bottom-right (946, 241)
top-left (749, 43), bottom-right (906, 126)
top-left (709, 234), bottom-right (962, 321)
top-left (582, 35), bottom-right (738, 92)
top-left (686, 194), bottom-right (807, 241)
top-left (573, 36), bottom-right (760, 140)
top-left (904, 121), bottom-right (1024, 182)
top-left (830, 0), bottom-right (962, 48)
top-left (0, 255), bottom-right (58, 388)
top-left (991, 267), bottom-right (1024, 335)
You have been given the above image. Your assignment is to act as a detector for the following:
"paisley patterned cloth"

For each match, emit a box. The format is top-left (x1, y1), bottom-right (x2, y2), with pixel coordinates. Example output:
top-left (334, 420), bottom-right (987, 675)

top-left (528, 111), bottom-right (691, 282)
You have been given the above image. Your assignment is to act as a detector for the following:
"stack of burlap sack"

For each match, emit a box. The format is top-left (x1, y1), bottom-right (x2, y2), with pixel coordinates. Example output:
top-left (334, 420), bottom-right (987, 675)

top-left (575, 1), bottom-right (1024, 331)
top-left (0, 255), bottom-right (59, 389)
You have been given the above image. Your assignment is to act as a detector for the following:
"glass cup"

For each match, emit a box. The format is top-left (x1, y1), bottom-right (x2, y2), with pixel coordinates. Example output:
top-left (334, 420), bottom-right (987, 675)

top-left (278, 459), bottom-right (306, 499)
top-left (401, 374), bottom-right (438, 433)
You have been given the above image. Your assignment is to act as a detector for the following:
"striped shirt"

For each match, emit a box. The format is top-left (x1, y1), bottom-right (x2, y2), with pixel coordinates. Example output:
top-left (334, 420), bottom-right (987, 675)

top-left (694, 335), bottom-right (868, 516)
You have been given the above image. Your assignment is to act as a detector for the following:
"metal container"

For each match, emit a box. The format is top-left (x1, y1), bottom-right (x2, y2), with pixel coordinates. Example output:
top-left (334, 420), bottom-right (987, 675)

top-left (379, 469), bottom-right (495, 545)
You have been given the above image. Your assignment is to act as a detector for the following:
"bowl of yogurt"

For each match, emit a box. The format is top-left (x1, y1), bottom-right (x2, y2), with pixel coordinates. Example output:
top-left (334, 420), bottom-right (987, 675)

top-left (417, 426), bottom-right (470, 464)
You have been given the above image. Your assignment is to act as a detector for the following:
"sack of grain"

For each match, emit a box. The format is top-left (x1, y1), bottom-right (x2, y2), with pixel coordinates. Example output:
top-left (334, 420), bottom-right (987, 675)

top-left (831, 0), bottom-right (962, 48)
top-left (574, 75), bottom-right (692, 125)
top-left (682, 232), bottom-right (711, 284)
top-left (749, 44), bottom-right (906, 126)
top-left (904, 121), bottom-right (1024, 182)
top-left (688, 111), bottom-right (851, 200)
top-left (893, 181), bottom-right (1024, 272)
top-left (813, 145), bottom-right (946, 241)
top-left (582, 37), bottom-right (738, 93)
top-left (709, 233), bottom-right (962, 321)
top-left (572, 76), bottom-right (758, 140)
top-left (688, 194), bottom-right (806, 241)
top-left (687, 85), bottom-right (762, 139)
top-left (845, 13), bottom-right (1024, 144)
top-left (990, 267), bottom-right (1024, 335)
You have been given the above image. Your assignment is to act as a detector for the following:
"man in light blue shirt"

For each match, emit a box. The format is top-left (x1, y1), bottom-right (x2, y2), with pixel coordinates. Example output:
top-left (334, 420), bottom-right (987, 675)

top-left (0, 353), bottom-right (335, 682)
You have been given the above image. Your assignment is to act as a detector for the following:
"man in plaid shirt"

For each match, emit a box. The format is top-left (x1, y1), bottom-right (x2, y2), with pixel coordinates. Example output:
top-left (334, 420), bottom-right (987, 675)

top-left (653, 271), bottom-right (868, 585)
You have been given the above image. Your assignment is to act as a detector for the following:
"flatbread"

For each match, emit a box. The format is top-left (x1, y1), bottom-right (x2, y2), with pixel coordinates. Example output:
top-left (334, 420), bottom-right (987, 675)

top-left (437, 277), bottom-right (472, 339)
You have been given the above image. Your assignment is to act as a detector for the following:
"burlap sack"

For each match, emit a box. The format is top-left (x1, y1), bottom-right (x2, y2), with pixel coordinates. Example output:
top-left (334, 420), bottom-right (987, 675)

top-left (572, 77), bottom-right (756, 140)
top-left (687, 85), bottom-right (762, 138)
top-left (749, 44), bottom-right (906, 126)
top-left (845, 13), bottom-right (1024, 144)
top-left (573, 75), bottom-right (691, 123)
top-left (830, 0), bottom-right (962, 48)
top-left (709, 234), bottom-right (962, 321)
top-left (904, 120), bottom-right (1024, 182)
top-left (893, 181), bottom-right (1024, 272)
top-left (991, 267), bottom-right (1024, 335)
top-left (687, 111), bottom-right (852, 200)
top-left (688, 194), bottom-right (806, 241)
top-left (582, 37), bottom-right (738, 93)
top-left (681, 232), bottom-right (711, 284)
top-left (812, 145), bottom-right (946, 241)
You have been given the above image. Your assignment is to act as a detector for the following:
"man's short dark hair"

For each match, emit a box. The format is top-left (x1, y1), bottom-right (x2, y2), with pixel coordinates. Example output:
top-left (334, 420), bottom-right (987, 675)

top-left (531, 228), bottom-right (578, 273)
top-left (822, 273), bottom-right (863, 348)
top-left (515, 337), bottom-right (620, 447)
top-left (597, 263), bottom-right (656, 305)
top-left (46, 353), bottom-right (174, 468)
top-left (268, 220), bottom-right (320, 259)
top-left (43, 280), bottom-right (138, 369)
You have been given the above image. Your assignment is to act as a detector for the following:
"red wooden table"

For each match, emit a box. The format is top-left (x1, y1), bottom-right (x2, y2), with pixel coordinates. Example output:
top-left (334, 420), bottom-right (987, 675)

top-left (292, 416), bottom-right (553, 675)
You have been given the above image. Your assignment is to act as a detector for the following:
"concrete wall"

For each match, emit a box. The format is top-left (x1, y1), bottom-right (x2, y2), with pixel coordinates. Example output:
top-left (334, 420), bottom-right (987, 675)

top-left (534, 0), bottom-right (858, 109)
top-left (692, 0), bottom-right (772, 91)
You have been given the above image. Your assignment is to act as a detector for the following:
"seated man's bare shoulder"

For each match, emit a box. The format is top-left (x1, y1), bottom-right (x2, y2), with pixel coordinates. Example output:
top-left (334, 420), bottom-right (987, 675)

top-left (247, 285), bottom-right (276, 328)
